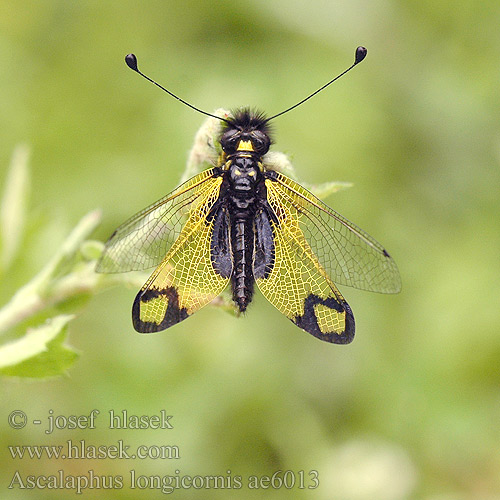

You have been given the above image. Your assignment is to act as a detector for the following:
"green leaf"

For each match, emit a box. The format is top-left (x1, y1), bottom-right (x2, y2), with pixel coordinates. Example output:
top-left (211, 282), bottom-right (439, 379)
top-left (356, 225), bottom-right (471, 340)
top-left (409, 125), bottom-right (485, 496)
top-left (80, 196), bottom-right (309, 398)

top-left (0, 210), bottom-right (103, 334)
top-left (0, 315), bottom-right (79, 378)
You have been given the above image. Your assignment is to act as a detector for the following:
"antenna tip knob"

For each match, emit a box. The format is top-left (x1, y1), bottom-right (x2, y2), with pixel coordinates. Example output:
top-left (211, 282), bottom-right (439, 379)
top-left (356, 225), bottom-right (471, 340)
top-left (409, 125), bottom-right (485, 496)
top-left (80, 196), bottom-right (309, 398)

top-left (355, 46), bottom-right (367, 64)
top-left (125, 53), bottom-right (139, 72)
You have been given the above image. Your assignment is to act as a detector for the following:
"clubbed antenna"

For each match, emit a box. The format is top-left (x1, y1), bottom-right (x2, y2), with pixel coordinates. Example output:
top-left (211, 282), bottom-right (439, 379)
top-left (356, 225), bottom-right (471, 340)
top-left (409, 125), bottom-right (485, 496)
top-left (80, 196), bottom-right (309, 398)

top-left (125, 53), bottom-right (232, 125)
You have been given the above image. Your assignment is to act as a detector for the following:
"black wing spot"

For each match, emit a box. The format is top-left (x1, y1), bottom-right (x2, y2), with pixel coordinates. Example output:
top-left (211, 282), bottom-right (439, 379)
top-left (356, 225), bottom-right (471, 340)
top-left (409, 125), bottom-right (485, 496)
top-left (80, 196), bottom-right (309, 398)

top-left (293, 294), bottom-right (355, 344)
top-left (132, 287), bottom-right (188, 333)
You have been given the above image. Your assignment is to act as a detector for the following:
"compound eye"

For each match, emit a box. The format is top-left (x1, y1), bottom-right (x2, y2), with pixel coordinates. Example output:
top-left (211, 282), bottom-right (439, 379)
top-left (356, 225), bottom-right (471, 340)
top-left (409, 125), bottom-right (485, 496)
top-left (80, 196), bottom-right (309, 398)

top-left (251, 131), bottom-right (270, 154)
top-left (221, 130), bottom-right (240, 153)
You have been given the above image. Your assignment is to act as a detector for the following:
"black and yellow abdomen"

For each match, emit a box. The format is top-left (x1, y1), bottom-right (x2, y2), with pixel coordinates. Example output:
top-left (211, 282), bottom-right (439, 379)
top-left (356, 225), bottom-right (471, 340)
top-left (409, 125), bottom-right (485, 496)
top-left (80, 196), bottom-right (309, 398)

top-left (223, 146), bottom-right (266, 313)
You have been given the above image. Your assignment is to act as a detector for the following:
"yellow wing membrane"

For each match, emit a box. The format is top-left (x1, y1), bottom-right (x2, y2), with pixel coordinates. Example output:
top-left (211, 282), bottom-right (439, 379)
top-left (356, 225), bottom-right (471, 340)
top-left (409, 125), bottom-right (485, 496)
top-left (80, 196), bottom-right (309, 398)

top-left (131, 175), bottom-right (230, 332)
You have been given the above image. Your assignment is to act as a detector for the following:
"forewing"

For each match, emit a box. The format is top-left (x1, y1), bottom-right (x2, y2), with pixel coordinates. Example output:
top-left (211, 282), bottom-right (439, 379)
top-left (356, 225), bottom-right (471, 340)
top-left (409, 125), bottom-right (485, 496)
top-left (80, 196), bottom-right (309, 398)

top-left (96, 168), bottom-right (221, 273)
top-left (265, 172), bottom-right (401, 294)
top-left (132, 183), bottom-right (231, 333)
top-left (254, 205), bottom-right (354, 344)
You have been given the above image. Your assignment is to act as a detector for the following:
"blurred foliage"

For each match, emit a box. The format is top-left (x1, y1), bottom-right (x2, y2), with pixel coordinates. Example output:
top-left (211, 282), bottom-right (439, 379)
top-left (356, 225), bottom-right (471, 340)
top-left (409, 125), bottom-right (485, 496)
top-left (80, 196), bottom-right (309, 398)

top-left (0, 147), bottom-right (84, 377)
top-left (1, 1), bottom-right (500, 499)
top-left (0, 149), bottom-right (147, 377)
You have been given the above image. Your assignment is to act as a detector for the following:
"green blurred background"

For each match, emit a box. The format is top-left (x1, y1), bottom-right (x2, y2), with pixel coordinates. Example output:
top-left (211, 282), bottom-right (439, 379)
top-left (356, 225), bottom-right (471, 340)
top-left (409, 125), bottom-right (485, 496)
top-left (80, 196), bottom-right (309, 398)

top-left (2, 1), bottom-right (500, 499)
